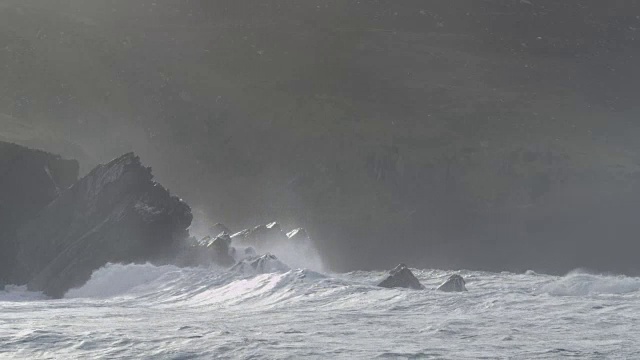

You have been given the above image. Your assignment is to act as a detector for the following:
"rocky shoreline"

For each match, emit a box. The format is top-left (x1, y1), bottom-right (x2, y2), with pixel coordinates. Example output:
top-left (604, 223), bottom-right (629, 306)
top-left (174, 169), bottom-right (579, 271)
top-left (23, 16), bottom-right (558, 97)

top-left (0, 142), bottom-right (325, 297)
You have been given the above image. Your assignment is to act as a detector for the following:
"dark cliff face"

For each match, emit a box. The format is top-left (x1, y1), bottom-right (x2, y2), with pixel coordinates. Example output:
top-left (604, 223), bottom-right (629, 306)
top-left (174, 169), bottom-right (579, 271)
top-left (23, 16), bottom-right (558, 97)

top-left (9, 153), bottom-right (192, 298)
top-left (2, 1), bottom-right (640, 274)
top-left (0, 141), bottom-right (79, 225)
top-left (0, 141), bottom-right (79, 283)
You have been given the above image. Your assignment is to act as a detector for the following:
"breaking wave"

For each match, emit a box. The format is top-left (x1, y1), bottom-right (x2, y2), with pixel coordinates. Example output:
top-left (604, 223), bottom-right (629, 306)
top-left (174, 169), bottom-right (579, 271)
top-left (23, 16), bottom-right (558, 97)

top-left (541, 270), bottom-right (640, 296)
top-left (4, 260), bottom-right (640, 358)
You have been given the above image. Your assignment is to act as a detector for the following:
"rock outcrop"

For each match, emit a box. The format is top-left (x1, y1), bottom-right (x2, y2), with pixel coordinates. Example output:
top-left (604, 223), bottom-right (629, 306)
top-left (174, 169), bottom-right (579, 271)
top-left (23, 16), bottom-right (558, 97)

top-left (0, 141), bottom-right (79, 284)
top-left (231, 222), bottom-right (287, 246)
top-left (377, 264), bottom-right (425, 290)
top-left (209, 223), bottom-right (231, 237)
top-left (8, 152), bottom-right (192, 298)
top-left (174, 232), bottom-right (238, 268)
top-left (437, 275), bottom-right (467, 292)
top-left (230, 254), bottom-right (290, 275)
top-left (206, 233), bottom-right (235, 267)
top-left (286, 228), bottom-right (309, 242)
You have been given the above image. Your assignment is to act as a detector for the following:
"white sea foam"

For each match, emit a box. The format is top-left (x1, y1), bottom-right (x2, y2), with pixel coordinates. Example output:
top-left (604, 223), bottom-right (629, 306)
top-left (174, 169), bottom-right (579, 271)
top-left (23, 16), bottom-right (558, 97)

top-left (0, 285), bottom-right (47, 302)
top-left (541, 270), bottom-right (640, 296)
top-left (64, 263), bottom-right (182, 299)
top-left (2, 262), bottom-right (640, 359)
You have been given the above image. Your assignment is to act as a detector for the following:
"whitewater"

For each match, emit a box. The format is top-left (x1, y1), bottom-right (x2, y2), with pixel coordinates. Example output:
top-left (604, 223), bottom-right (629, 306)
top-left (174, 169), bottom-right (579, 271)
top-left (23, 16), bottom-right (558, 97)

top-left (2, 260), bottom-right (640, 359)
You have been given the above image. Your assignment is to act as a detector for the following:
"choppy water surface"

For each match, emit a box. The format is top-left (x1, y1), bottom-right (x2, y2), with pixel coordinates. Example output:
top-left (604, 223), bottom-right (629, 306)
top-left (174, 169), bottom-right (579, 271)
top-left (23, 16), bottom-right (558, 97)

top-left (2, 262), bottom-right (640, 359)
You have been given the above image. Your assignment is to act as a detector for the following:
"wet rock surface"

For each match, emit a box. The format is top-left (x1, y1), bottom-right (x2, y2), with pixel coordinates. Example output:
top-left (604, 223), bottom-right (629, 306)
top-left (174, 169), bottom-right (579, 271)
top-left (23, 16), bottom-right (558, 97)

top-left (286, 228), bottom-right (309, 242)
top-left (209, 223), bottom-right (231, 237)
top-left (207, 233), bottom-right (235, 267)
top-left (377, 264), bottom-right (425, 290)
top-left (437, 274), bottom-right (468, 292)
top-left (231, 222), bottom-right (288, 246)
top-left (6, 152), bottom-right (192, 298)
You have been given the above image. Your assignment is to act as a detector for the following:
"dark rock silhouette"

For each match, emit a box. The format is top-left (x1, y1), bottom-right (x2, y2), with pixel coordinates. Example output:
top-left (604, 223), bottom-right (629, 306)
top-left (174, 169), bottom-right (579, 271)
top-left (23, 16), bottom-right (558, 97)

top-left (437, 275), bottom-right (468, 292)
top-left (209, 223), bottom-right (231, 237)
top-left (377, 264), bottom-right (425, 290)
top-left (230, 253), bottom-right (290, 274)
top-left (207, 233), bottom-right (235, 267)
top-left (231, 222), bottom-right (287, 246)
top-left (0, 141), bottom-right (79, 285)
top-left (175, 232), bottom-right (237, 268)
top-left (8, 152), bottom-right (192, 298)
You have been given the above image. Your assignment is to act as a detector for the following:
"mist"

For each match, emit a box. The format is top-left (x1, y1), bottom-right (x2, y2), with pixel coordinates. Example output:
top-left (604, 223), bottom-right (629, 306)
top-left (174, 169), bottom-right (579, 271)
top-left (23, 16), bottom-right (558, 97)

top-left (2, 0), bottom-right (640, 274)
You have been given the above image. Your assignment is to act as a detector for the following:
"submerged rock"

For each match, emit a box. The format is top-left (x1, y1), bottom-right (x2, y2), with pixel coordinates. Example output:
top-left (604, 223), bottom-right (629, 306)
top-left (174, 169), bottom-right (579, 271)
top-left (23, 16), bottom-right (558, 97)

top-left (377, 264), bottom-right (425, 290)
top-left (230, 253), bottom-right (290, 275)
top-left (437, 274), bottom-right (467, 292)
top-left (0, 141), bottom-right (79, 285)
top-left (10, 153), bottom-right (192, 298)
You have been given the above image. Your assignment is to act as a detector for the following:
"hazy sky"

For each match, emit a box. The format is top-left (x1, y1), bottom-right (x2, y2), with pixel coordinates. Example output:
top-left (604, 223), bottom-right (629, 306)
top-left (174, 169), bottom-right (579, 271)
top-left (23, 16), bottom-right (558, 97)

top-left (2, 1), bottom-right (640, 274)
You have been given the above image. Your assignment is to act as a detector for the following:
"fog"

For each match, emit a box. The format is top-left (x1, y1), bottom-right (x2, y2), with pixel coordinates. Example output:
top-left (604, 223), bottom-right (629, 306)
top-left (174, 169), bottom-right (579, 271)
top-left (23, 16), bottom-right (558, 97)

top-left (2, 1), bottom-right (640, 274)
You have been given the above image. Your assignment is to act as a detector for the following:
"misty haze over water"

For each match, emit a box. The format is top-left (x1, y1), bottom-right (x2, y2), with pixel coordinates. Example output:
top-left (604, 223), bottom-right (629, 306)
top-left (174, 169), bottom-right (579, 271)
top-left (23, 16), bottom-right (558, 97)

top-left (2, 1), bottom-right (640, 274)
top-left (2, 2), bottom-right (640, 358)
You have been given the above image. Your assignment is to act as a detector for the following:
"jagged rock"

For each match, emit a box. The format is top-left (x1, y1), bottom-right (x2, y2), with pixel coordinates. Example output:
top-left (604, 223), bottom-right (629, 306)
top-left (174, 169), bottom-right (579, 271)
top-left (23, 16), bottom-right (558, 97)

top-left (437, 274), bottom-right (467, 292)
top-left (286, 228), bottom-right (309, 241)
top-left (207, 233), bottom-right (235, 267)
top-left (230, 229), bottom-right (249, 239)
top-left (8, 153), bottom-right (192, 298)
top-left (231, 222), bottom-right (287, 246)
top-left (209, 223), bottom-right (231, 237)
top-left (199, 235), bottom-right (212, 244)
top-left (230, 253), bottom-right (290, 275)
top-left (377, 264), bottom-right (425, 290)
top-left (0, 141), bottom-right (79, 284)
top-left (175, 233), bottom-right (237, 268)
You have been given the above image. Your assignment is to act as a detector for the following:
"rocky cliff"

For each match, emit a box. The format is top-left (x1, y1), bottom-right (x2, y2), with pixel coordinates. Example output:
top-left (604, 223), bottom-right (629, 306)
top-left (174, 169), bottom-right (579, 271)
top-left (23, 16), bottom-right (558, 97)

top-left (0, 141), bottom-right (79, 285)
top-left (5, 152), bottom-right (192, 297)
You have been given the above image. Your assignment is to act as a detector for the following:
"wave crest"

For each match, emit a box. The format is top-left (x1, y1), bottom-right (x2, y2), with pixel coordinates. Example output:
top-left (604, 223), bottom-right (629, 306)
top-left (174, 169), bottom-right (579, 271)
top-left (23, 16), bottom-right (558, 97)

top-left (542, 270), bottom-right (640, 296)
top-left (65, 263), bottom-right (182, 298)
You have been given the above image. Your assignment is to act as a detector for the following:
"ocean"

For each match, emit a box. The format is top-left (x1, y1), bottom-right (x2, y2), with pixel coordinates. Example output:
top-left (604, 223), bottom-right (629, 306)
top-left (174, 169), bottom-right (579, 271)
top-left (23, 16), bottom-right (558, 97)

top-left (2, 259), bottom-right (639, 359)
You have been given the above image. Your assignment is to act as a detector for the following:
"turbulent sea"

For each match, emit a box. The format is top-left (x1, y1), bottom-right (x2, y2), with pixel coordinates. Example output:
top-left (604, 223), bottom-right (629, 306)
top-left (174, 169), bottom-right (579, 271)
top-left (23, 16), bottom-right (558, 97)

top-left (2, 259), bottom-right (640, 359)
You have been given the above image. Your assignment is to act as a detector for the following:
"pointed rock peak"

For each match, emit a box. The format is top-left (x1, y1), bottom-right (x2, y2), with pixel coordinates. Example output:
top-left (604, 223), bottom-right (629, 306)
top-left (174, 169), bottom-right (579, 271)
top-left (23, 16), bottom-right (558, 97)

top-left (232, 222), bottom-right (287, 245)
top-left (437, 274), bottom-right (467, 292)
top-left (378, 264), bottom-right (424, 290)
top-left (286, 228), bottom-right (309, 241)
top-left (12, 152), bottom-right (191, 297)
top-left (210, 233), bottom-right (232, 247)
top-left (105, 152), bottom-right (139, 167)
top-left (209, 223), bottom-right (231, 237)
top-left (266, 222), bottom-right (281, 230)
top-left (231, 229), bottom-right (250, 238)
